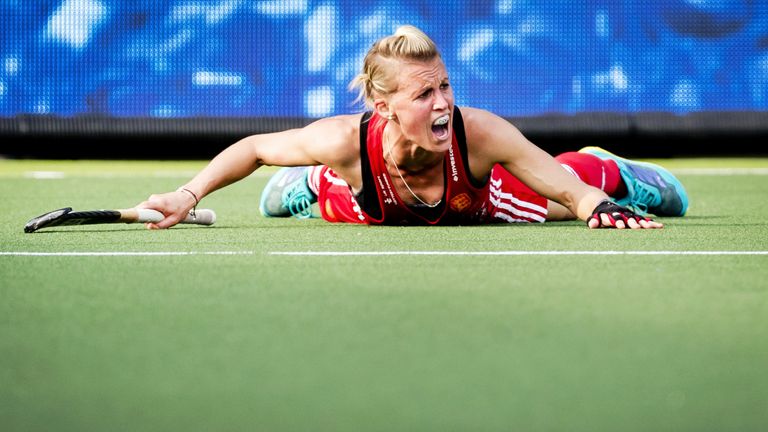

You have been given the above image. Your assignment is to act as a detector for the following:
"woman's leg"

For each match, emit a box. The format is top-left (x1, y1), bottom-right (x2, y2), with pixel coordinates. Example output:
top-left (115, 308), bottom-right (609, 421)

top-left (555, 151), bottom-right (626, 197)
top-left (542, 151), bottom-right (627, 221)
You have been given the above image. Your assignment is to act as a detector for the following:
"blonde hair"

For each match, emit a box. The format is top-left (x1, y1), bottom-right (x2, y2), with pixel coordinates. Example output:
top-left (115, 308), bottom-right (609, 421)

top-left (349, 25), bottom-right (441, 109)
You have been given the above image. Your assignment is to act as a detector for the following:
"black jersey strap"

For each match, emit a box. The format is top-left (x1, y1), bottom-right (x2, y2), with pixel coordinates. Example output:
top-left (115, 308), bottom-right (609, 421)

top-left (357, 111), bottom-right (381, 220)
top-left (452, 106), bottom-right (485, 189)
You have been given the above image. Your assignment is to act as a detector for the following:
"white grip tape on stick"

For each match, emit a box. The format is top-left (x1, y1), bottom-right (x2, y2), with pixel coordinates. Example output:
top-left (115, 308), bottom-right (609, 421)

top-left (135, 209), bottom-right (216, 225)
top-left (136, 209), bottom-right (164, 223)
top-left (186, 209), bottom-right (216, 225)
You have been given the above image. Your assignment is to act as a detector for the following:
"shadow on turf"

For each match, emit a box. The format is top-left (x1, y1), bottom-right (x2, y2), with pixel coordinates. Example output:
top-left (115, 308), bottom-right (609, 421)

top-left (24, 226), bottom-right (227, 234)
top-left (26, 216), bottom-right (746, 233)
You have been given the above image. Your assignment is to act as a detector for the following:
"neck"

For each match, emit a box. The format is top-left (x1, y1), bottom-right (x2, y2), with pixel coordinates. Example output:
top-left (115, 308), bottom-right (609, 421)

top-left (382, 126), bottom-right (444, 209)
top-left (383, 126), bottom-right (444, 173)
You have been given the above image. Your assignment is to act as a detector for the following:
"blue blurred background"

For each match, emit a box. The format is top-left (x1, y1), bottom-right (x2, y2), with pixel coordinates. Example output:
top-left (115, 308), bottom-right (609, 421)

top-left (2, 0), bottom-right (767, 119)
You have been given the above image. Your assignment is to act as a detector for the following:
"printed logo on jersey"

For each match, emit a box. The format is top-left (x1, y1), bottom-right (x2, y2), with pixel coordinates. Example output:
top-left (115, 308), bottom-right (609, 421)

top-left (447, 145), bottom-right (459, 182)
top-left (377, 174), bottom-right (397, 206)
top-left (449, 193), bottom-right (472, 212)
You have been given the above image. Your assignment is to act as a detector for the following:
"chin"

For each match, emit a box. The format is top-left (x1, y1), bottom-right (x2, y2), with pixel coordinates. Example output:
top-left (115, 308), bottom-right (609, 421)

top-left (431, 138), bottom-right (452, 153)
top-left (435, 131), bottom-right (452, 149)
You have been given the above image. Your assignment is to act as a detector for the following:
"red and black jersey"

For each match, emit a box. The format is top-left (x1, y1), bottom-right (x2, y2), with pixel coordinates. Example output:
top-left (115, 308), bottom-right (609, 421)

top-left (315, 106), bottom-right (548, 225)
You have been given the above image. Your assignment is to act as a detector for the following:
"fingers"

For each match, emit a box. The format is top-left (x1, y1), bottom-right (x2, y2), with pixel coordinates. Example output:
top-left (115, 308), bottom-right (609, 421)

top-left (154, 213), bottom-right (184, 230)
top-left (136, 192), bottom-right (191, 230)
top-left (588, 200), bottom-right (665, 230)
top-left (588, 213), bottom-right (618, 229)
top-left (145, 215), bottom-right (182, 230)
top-left (612, 212), bottom-right (628, 229)
top-left (588, 213), bottom-right (663, 229)
top-left (137, 196), bottom-right (168, 229)
top-left (627, 216), bottom-right (663, 229)
top-left (640, 218), bottom-right (664, 229)
top-left (588, 217), bottom-right (600, 229)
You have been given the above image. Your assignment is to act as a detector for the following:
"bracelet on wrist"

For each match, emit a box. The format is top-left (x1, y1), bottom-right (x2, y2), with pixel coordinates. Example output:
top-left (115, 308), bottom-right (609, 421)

top-left (177, 188), bottom-right (199, 216)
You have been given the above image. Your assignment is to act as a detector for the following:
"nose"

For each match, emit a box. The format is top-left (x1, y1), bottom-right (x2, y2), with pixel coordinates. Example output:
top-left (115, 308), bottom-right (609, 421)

top-left (433, 91), bottom-right (448, 111)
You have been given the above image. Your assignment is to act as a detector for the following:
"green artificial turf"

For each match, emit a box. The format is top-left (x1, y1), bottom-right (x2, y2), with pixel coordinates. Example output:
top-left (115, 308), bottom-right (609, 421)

top-left (1, 158), bottom-right (767, 431)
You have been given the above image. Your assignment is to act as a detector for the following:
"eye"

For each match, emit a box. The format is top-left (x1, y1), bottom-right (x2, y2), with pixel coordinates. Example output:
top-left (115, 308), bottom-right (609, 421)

top-left (418, 89), bottom-right (432, 99)
top-left (440, 83), bottom-right (450, 90)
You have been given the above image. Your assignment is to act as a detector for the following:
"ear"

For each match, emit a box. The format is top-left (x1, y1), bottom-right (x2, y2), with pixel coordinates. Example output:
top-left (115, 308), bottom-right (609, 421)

top-left (373, 97), bottom-right (393, 120)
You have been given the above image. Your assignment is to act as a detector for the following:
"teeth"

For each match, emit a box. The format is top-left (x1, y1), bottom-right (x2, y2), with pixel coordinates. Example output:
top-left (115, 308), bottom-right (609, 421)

top-left (433, 115), bottom-right (449, 126)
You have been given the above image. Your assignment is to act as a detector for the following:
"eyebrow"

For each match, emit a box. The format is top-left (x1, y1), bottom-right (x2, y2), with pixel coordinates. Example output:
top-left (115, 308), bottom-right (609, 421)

top-left (411, 84), bottom-right (432, 96)
top-left (409, 78), bottom-right (449, 97)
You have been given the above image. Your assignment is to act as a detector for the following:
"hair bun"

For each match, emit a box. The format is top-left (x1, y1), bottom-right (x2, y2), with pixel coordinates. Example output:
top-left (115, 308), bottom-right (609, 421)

top-left (394, 25), bottom-right (416, 37)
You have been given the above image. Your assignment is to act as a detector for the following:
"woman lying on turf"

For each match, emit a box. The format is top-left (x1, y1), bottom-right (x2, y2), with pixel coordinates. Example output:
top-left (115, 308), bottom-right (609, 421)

top-left (138, 25), bottom-right (688, 229)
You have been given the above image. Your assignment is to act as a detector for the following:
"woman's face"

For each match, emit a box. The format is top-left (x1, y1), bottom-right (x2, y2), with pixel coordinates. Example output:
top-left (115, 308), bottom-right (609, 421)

top-left (382, 58), bottom-right (454, 153)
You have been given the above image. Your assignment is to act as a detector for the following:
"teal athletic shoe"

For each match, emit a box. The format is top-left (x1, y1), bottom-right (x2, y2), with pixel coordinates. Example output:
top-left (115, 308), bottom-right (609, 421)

top-left (578, 146), bottom-right (688, 216)
top-left (259, 166), bottom-right (317, 218)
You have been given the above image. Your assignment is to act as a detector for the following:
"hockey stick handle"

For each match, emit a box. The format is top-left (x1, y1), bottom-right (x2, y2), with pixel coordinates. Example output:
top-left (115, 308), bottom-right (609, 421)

top-left (123, 208), bottom-right (216, 225)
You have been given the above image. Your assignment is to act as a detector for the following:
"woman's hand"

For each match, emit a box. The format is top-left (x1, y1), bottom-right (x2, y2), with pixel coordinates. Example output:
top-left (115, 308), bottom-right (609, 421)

top-left (587, 199), bottom-right (664, 229)
top-left (135, 189), bottom-right (198, 230)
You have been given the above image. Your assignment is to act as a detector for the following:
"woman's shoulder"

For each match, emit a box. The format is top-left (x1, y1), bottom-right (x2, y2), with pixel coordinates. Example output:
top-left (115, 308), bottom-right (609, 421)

top-left (458, 106), bottom-right (531, 168)
top-left (303, 113), bottom-right (366, 166)
top-left (458, 106), bottom-right (511, 128)
top-left (459, 107), bottom-right (521, 142)
top-left (309, 113), bottom-right (361, 132)
top-left (299, 113), bottom-right (360, 147)
top-left (308, 113), bottom-right (367, 141)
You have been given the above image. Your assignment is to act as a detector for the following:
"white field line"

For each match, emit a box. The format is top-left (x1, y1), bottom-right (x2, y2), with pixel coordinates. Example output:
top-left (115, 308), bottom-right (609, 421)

top-left (270, 250), bottom-right (768, 256)
top-left (0, 251), bottom-right (254, 257)
top-left (2, 250), bottom-right (766, 258)
top-left (2, 250), bottom-right (766, 257)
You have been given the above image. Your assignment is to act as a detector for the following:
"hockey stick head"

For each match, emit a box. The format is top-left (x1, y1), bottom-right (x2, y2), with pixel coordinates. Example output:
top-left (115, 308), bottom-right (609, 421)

top-left (24, 207), bottom-right (73, 233)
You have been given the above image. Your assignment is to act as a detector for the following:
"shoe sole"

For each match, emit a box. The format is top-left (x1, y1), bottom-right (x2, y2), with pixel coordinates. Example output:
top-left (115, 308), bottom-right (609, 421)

top-left (259, 167), bottom-right (292, 217)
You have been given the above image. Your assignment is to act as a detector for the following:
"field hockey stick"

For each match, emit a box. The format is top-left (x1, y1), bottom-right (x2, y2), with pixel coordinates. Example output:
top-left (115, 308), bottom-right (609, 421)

top-left (24, 207), bottom-right (216, 233)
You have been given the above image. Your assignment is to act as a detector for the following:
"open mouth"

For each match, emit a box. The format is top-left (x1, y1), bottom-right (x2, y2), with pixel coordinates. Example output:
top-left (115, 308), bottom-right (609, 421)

top-left (431, 114), bottom-right (450, 140)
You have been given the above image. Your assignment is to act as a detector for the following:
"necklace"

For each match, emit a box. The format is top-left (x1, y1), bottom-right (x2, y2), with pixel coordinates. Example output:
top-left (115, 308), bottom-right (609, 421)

top-left (384, 132), bottom-right (443, 208)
